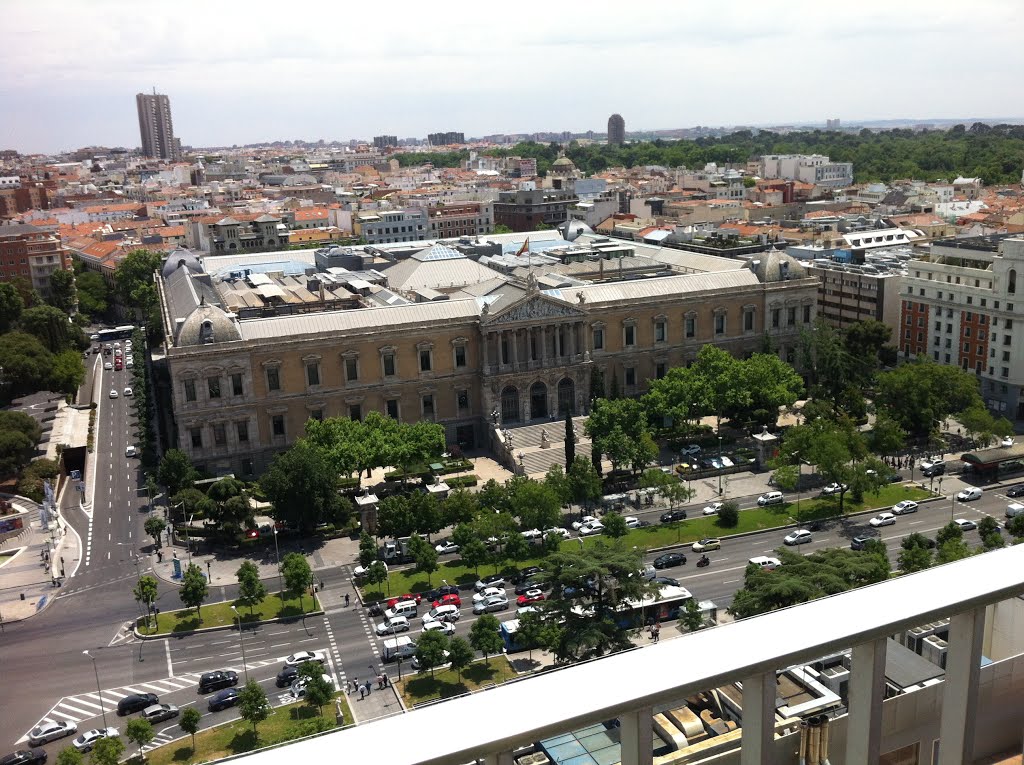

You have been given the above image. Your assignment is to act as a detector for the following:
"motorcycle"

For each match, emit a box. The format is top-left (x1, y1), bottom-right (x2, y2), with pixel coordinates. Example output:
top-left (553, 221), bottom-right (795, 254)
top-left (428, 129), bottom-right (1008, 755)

top-left (696, 556), bottom-right (710, 568)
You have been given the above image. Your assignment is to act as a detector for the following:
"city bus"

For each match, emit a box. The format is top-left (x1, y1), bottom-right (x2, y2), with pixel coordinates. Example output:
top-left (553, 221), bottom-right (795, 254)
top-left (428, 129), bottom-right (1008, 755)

top-left (96, 325), bottom-right (136, 343)
top-left (615, 583), bottom-right (693, 629)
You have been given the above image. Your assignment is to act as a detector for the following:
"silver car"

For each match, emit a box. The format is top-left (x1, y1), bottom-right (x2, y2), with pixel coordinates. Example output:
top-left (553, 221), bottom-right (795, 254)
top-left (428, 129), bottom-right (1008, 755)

top-left (28, 719), bottom-right (77, 746)
top-left (141, 704), bottom-right (179, 723)
top-left (473, 594), bottom-right (509, 614)
top-left (72, 727), bottom-right (119, 753)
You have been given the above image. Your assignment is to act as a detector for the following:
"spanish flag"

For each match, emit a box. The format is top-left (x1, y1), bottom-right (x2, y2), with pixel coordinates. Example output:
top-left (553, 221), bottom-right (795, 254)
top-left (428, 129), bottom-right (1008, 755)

top-left (515, 237), bottom-right (530, 256)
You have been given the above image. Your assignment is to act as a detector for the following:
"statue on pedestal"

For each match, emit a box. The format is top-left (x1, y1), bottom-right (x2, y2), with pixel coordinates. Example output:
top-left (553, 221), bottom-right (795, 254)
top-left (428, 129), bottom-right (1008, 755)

top-left (540, 428), bottom-right (549, 449)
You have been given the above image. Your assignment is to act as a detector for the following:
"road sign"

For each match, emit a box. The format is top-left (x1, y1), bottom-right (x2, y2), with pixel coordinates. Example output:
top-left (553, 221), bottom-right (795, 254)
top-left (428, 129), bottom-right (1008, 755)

top-left (172, 558), bottom-right (182, 579)
top-left (76, 482), bottom-right (85, 493)
top-left (70, 470), bottom-right (81, 481)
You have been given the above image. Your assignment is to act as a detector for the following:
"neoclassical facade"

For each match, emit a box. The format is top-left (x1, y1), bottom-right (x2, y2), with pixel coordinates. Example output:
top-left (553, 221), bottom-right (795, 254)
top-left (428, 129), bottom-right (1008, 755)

top-left (157, 251), bottom-right (817, 477)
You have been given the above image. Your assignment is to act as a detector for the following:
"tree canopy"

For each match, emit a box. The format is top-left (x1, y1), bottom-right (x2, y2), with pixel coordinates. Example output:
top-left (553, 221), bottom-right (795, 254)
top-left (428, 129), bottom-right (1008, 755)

top-left (259, 439), bottom-right (346, 532)
top-left (875, 359), bottom-right (983, 437)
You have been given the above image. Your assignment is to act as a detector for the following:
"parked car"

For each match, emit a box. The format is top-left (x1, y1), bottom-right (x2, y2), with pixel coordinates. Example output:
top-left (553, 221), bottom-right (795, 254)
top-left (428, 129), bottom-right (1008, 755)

top-left (473, 594), bottom-right (509, 614)
top-left (1006, 485), bottom-right (1024, 498)
top-left (520, 528), bottom-right (543, 540)
top-left (921, 461), bottom-right (945, 477)
top-left (691, 538), bottom-right (721, 553)
top-left (850, 535), bottom-right (873, 551)
top-left (869, 512), bottom-right (896, 528)
top-left (432, 593), bottom-right (462, 608)
top-left (28, 720), bottom-right (76, 747)
top-left (72, 728), bottom-right (119, 753)
top-left (783, 529), bottom-right (813, 545)
top-left (1002, 436), bottom-right (1014, 447)
top-left (386, 593), bottom-right (423, 607)
top-left (680, 444), bottom-right (702, 456)
top-left (653, 552), bottom-right (686, 569)
top-left (421, 584), bottom-right (458, 602)
top-left (284, 650), bottom-right (326, 667)
top-left (956, 487), bottom-right (983, 501)
top-left (758, 491), bottom-right (785, 506)
top-left (421, 619), bottom-right (456, 635)
top-left (892, 500), bottom-right (919, 515)
top-left (435, 540), bottom-right (460, 554)
top-left (276, 666), bottom-right (300, 688)
top-left (473, 586), bottom-right (504, 603)
top-left (375, 615), bottom-right (411, 636)
top-left (512, 566), bottom-right (544, 584)
top-left (474, 574), bottom-right (505, 592)
top-left (953, 518), bottom-right (978, 531)
top-left (571, 515), bottom-right (598, 531)
top-left (660, 508), bottom-right (687, 523)
top-left (701, 503), bottom-right (723, 516)
top-left (141, 704), bottom-right (179, 723)
top-left (198, 670), bottom-right (238, 693)
top-left (207, 688), bottom-right (240, 712)
top-left (516, 589), bottom-right (546, 606)
top-left (542, 527), bottom-right (571, 539)
top-left (514, 579), bottom-right (549, 595)
top-left (117, 693), bottom-right (158, 716)
top-left (748, 556), bottom-right (781, 571)
top-left (578, 520), bottom-right (605, 536)
top-left (821, 482), bottom-right (848, 496)
top-left (0, 750), bottom-right (46, 765)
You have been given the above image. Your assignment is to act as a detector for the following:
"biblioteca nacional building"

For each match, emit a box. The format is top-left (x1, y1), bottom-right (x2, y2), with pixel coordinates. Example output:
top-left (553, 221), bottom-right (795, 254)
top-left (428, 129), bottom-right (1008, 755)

top-left (155, 226), bottom-right (817, 477)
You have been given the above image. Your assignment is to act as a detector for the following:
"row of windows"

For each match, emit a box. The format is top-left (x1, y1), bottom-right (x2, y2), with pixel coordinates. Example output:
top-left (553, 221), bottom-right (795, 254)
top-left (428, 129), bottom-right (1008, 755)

top-left (183, 372), bottom-right (245, 402)
top-left (906, 287), bottom-right (1014, 312)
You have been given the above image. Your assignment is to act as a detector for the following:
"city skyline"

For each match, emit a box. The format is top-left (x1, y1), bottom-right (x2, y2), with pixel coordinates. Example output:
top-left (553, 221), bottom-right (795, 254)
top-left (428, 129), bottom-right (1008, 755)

top-left (2, 0), bottom-right (1023, 154)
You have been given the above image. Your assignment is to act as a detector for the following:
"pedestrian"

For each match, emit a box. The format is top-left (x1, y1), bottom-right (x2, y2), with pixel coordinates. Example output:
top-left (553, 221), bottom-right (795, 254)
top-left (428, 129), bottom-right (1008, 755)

top-left (377, 674), bottom-right (384, 690)
top-left (384, 674), bottom-right (390, 687)
top-left (654, 624), bottom-right (661, 643)
top-left (345, 593), bottom-right (350, 607)
top-left (359, 684), bottom-right (366, 700)
top-left (366, 682), bottom-right (372, 696)
top-left (157, 550), bottom-right (163, 563)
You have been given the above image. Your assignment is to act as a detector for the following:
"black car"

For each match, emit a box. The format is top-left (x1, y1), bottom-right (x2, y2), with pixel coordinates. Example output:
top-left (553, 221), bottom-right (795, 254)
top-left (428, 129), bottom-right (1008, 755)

top-left (653, 576), bottom-right (680, 587)
top-left (198, 670), bottom-right (239, 694)
top-left (512, 566), bottom-right (544, 584)
top-left (1008, 485), bottom-right (1024, 498)
top-left (514, 579), bottom-right (549, 595)
top-left (276, 666), bottom-right (300, 688)
top-left (207, 688), bottom-right (239, 712)
top-left (660, 509), bottom-right (687, 523)
top-left (0, 751), bottom-right (47, 765)
top-left (117, 693), bottom-right (158, 716)
top-left (850, 535), bottom-right (872, 550)
top-left (421, 584), bottom-right (459, 603)
top-left (367, 602), bottom-right (385, 617)
top-left (653, 552), bottom-right (686, 569)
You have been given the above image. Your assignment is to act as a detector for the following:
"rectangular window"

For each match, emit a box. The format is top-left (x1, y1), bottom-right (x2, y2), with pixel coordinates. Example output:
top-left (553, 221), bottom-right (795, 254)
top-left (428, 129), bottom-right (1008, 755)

top-left (348, 404), bottom-right (362, 421)
top-left (744, 311), bottom-right (754, 331)
top-left (231, 373), bottom-right (243, 396)
top-left (236, 421), bottom-right (249, 443)
top-left (1003, 351), bottom-right (1011, 362)
top-left (771, 310), bottom-right (780, 329)
top-left (457, 390), bottom-right (469, 411)
top-left (965, 327), bottom-right (972, 337)
top-left (189, 427), bottom-right (202, 449)
top-left (787, 307), bottom-right (797, 326)
top-left (208, 376), bottom-right (221, 399)
top-left (685, 316), bottom-right (696, 338)
top-left (422, 395), bottom-right (435, 419)
top-left (455, 346), bottom-right (466, 368)
top-left (213, 424), bottom-right (226, 447)
top-left (272, 415), bottom-right (285, 436)
top-left (184, 378), bottom-right (196, 402)
top-left (654, 321), bottom-right (666, 342)
top-left (386, 399), bottom-right (399, 419)
top-left (625, 367), bottom-right (636, 386)
top-left (715, 314), bottom-right (725, 335)
top-left (267, 367), bottom-right (280, 392)
top-left (624, 325), bottom-right (636, 346)
top-left (242, 458), bottom-right (253, 475)
top-left (964, 342), bottom-right (971, 352)
top-left (1007, 319), bottom-right (1014, 330)
top-left (656, 362), bottom-right (667, 379)
top-left (419, 350), bottom-right (432, 372)
top-left (306, 363), bottom-right (320, 387)
top-left (309, 409), bottom-right (323, 422)
top-left (1002, 367), bottom-right (1010, 378)
top-left (593, 328), bottom-right (604, 350)
top-left (383, 353), bottom-right (396, 377)
top-left (345, 358), bottom-right (358, 381)
top-left (803, 305), bottom-right (811, 323)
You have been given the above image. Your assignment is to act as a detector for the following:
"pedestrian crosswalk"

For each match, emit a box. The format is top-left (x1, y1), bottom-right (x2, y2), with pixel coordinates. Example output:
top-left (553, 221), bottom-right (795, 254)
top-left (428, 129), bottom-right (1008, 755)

top-left (140, 731), bottom-right (175, 753)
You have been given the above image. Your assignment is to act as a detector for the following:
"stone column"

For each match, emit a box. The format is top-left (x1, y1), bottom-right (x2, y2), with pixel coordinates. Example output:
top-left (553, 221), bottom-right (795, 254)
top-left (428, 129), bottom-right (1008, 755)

top-left (844, 637), bottom-right (887, 765)
top-left (619, 706), bottom-right (654, 765)
top-left (741, 672), bottom-right (776, 765)
top-left (510, 329), bottom-right (518, 366)
top-left (938, 607), bottom-right (985, 765)
top-left (484, 752), bottom-right (514, 765)
top-left (540, 326), bottom-right (547, 364)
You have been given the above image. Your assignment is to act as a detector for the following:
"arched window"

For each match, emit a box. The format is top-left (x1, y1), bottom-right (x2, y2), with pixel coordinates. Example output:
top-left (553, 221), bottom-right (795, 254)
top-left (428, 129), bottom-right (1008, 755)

top-left (1009, 269), bottom-right (1017, 294)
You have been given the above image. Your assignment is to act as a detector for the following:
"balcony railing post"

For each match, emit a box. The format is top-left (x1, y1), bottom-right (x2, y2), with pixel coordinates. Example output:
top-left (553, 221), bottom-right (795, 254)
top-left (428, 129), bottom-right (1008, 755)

top-left (741, 671), bottom-right (777, 765)
top-left (619, 705), bottom-right (654, 765)
top-left (938, 607), bottom-right (985, 765)
top-left (845, 636), bottom-right (887, 765)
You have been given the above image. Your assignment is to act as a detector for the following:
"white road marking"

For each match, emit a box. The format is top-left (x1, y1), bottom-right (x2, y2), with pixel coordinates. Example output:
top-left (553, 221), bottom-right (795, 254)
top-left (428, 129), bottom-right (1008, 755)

top-left (53, 702), bottom-right (95, 718)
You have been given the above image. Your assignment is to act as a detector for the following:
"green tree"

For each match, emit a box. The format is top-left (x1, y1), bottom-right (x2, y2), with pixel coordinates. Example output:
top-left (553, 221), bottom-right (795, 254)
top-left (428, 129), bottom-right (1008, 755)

top-left (468, 613), bottom-right (504, 665)
top-left (157, 449), bottom-right (198, 496)
top-left (410, 491), bottom-right (444, 542)
top-left (601, 512), bottom-right (629, 539)
top-left (414, 540), bottom-right (440, 585)
top-left (132, 574), bottom-right (159, 629)
top-left (898, 536), bottom-right (933, 573)
top-left (90, 736), bottom-right (124, 765)
top-left (459, 538), bottom-right (489, 574)
top-left (716, 501), bottom-right (739, 528)
top-left (875, 359), bottom-right (983, 437)
top-left (20, 304), bottom-right (85, 353)
top-left (237, 679), bottom-right (271, 736)
top-left (236, 560), bottom-right (267, 616)
top-left (297, 662), bottom-right (334, 715)
top-left (74, 270), bottom-right (109, 319)
top-left (503, 530), bottom-right (532, 562)
top-left (447, 636), bottom-right (475, 683)
top-left (1007, 514), bottom-right (1024, 539)
top-left (358, 532), bottom-right (378, 569)
top-left (281, 552), bottom-right (314, 612)
top-left (179, 563), bottom-right (208, 620)
top-left (566, 455), bottom-right (602, 513)
top-left (935, 521), bottom-right (964, 547)
top-left (414, 627), bottom-right (450, 678)
top-left (49, 350), bottom-right (85, 395)
top-left (55, 747), bottom-right (83, 765)
top-left (442, 489), bottom-right (479, 528)
top-left (0, 331), bottom-right (55, 395)
top-left (179, 706), bottom-right (202, 752)
top-left (492, 224), bottom-right (513, 234)
top-left (48, 268), bottom-right (77, 314)
top-left (678, 598), bottom-right (704, 632)
top-left (0, 410), bottom-right (42, 477)
top-left (124, 718), bottom-right (154, 759)
top-left (514, 609), bottom-right (546, 661)
top-left (585, 398), bottom-right (657, 474)
top-left (144, 515), bottom-right (166, 549)
top-left (727, 353), bottom-right (804, 427)
top-left (868, 412), bottom-right (908, 456)
top-left (364, 560), bottom-right (389, 594)
top-left (936, 538), bottom-right (972, 565)
top-left (376, 495), bottom-right (417, 540)
top-left (544, 463), bottom-right (571, 506)
top-left (259, 440), bottom-right (344, 533)
top-left (0, 282), bottom-right (24, 332)
top-left (113, 249), bottom-right (162, 331)
top-left (506, 476), bottom-right (562, 531)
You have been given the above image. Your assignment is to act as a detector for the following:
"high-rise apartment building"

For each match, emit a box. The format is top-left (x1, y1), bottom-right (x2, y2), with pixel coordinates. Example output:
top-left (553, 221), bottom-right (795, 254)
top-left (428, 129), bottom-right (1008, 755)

top-left (136, 91), bottom-right (180, 161)
top-left (607, 113), bottom-right (625, 145)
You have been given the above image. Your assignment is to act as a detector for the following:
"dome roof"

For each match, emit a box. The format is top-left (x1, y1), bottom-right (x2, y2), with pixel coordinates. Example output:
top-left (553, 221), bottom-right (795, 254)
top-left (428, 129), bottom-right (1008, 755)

top-left (162, 247), bottom-right (203, 278)
top-left (558, 219), bottom-right (594, 242)
top-left (552, 155), bottom-right (576, 168)
top-left (748, 251), bottom-right (806, 283)
top-left (176, 301), bottom-right (240, 347)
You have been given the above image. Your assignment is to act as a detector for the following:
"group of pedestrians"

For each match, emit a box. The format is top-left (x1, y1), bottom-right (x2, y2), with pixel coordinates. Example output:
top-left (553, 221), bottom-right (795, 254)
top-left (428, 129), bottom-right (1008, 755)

top-left (349, 673), bottom-right (390, 700)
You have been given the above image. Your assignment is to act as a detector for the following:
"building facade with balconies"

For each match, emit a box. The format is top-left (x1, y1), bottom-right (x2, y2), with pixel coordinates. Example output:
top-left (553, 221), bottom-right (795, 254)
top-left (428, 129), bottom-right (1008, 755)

top-left (0, 222), bottom-right (71, 298)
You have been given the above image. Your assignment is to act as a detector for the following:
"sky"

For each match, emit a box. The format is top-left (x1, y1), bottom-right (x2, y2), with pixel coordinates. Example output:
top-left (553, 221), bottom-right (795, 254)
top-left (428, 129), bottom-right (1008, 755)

top-left (2, 0), bottom-right (1023, 154)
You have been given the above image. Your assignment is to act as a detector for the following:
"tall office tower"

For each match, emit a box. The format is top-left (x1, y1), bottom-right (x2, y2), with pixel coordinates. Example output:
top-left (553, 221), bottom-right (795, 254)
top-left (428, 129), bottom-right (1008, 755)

top-left (607, 113), bottom-right (625, 145)
top-left (136, 90), bottom-right (179, 160)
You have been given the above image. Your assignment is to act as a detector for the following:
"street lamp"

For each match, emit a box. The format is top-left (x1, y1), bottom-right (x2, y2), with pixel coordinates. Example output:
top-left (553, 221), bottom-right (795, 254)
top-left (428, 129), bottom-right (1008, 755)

top-left (205, 560), bottom-right (212, 583)
top-left (185, 514), bottom-right (195, 569)
top-left (83, 650), bottom-right (108, 727)
top-left (230, 606), bottom-right (249, 683)
top-left (272, 527), bottom-right (284, 596)
top-left (717, 436), bottom-right (724, 496)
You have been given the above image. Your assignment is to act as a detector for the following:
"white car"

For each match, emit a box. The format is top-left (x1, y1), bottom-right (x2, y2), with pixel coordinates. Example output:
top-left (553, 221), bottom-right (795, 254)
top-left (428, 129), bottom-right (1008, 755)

top-left (578, 520), bottom-right (605, 536)
top-left (473, 594), bottom-right (509, 614)
top-left (123, 387), bottom-right (133, 397)
top-left (126, 358), bottom-right (134, 368)
top-left (702, 502), bottom-right (723, 516)
top-left (517, 605), bottom-right (539, 617)
top-left (543, 527), bottom-right (571, 539)
top-left (29, 719), bottom-right (78, 746)
top-left (290, 674), bottom-right (333, 700)
top-left (1002, 436), bottom-right (1014, 447)
top-left (473, 586), bottom-right (504, 603)
top-left (421, 619), bottom-right (456, 635)
top-left (354, 561), bottom-right (387, 578)
top-left (821, 482), bottom-right (848, 496)
top-left (892, 500), bottom-right (919, 515)
top-left (284, 650), bottom-right (326, 667)
top-left (957, 487), bottom-right (983, 501)
top-left (73, 727), bottom-right (119, 753)
top-left (435, 540), bottom-right (460, 554)
top-left (953, 518), bottom-right (978, 531)
top-left (125, 445), bottom-right (137, 458)
top-left (758, 491), bottom-right (785, 506)
top-left (103, 361), bottom-right (113, 370)
top-left (869, 512), bottom-right (896, 528)
top-left (748, 556), bottom-right (781, 571)
top-left (623, 516), bottom-right (641, 529)
top-left (109, 389), bottom-right (118, 398)
top-left (90, 333), bottom-right (100, 341)
top-left (375, 615), bottom-right (410, 636)
top-left (571, 515), bottom-right (598, 531)
top-left (520, 528), bottom-right (543, 540)
top-left (783, 529), bottom-right (813, 545)
top-left (680, 444), bottom-right (702, 456)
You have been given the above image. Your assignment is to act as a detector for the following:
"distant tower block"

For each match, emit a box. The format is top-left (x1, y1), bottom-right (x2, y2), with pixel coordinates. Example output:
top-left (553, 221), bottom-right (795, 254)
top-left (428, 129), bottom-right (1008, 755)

top-left (607, 114), bottom-right (625, 146)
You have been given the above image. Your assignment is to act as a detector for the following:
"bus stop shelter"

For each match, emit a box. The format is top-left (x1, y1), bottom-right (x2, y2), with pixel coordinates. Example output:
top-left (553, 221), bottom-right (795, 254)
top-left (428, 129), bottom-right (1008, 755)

top-left (959, 444), bottom-right (1024, 480)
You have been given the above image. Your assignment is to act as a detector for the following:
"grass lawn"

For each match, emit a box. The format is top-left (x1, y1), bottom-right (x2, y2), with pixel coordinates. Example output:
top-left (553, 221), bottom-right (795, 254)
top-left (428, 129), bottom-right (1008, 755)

top-left (145, 693), bottom-right (352, 765)
top-left (0, 551), bottom-right (15, 568)
top-left (137, 592), bottom-right (321, 635)
top-left (361, 484), bottom-right (934, 601)
top-left (396, 655), bottom-right (518, 706)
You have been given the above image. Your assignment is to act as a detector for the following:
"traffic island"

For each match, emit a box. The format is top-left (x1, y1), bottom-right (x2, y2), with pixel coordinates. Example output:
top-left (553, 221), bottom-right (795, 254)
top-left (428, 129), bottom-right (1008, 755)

top-left (394, 656), bottom-right (517, 707)
top-left (134, 593), bottom-right (322, 638)
top-left (144, 692), bottom-right (353, 765)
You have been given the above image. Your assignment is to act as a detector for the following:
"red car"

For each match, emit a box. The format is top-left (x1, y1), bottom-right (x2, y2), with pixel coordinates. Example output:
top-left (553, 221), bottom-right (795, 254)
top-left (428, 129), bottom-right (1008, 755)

top-left (432, 593), bottom-right (461, 608)
top-left (386, 593), bottom-right (422, 608)
top-left (516, 589), bottom-right (546, 606)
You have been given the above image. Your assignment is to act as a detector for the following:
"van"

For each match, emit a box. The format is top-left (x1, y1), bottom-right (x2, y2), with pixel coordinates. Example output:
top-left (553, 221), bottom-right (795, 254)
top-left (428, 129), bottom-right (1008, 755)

top-left (381, 636), bottom-right (417, 663)
top-left (757, 491), bottom-right (784, 506)
top-left (748, 556), bottom-right (781, 571)
top-left (422, 604), bottom-right (460, 624)
top-left (384, 600), bottom-right (418, 620)
top-left (921, 461), bottom-right (945, 477)
top-left (638, 564), bottom-right (657, 581)
top-left (1006, 503), bottom-right (1024, 519)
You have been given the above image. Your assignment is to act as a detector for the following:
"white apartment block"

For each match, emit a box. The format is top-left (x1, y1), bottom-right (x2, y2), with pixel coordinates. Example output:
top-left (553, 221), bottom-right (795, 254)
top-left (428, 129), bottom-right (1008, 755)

top-left (899, 235), bottom-right (1024, 419)
top-left (760, 154), bottom-right (854, 188)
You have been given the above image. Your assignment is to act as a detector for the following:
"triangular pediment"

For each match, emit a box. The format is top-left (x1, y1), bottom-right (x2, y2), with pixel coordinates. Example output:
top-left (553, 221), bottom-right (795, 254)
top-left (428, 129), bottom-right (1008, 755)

top-left (484, 294), bottom-right (587, 325)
